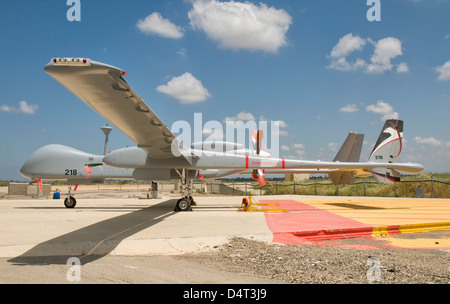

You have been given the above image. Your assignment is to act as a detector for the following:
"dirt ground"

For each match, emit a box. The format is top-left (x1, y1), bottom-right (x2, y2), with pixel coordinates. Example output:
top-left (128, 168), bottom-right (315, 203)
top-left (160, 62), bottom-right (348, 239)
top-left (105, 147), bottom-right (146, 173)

top-left (183, 231), bottom-right (450, 284)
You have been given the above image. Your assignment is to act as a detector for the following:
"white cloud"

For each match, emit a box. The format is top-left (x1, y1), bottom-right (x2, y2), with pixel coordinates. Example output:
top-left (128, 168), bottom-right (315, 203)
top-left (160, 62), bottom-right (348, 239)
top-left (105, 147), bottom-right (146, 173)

top-left (328, 142), bottom-right (339, 152)
top-left (293, 143), bottom-right (305, 149)
top-left (137, 12), bottom-right (184, 39)
top-left (329, 33), bottom-right (366, 58)
top-left (396, 62), bottom-right (409, 73)
top-left (156, 73), bottom-right (211, 104)
top-left (278, 130), bottom-right (289, 137)
top-left (202, 127), bottom-right (224, 140)
top-left (0, 101), bottom-right (38, 115)
top-left (327, 33), bottom-right (367, 71)
top-left (366, 37), bottom-right (403, 74)
top-left (295, 149), bottom-right (306, 158)
top-left (340, 104), bottom-right (359, 113)
top-left (414, 136), bottom-right (442, 147)
top-left (259, 115), bottom-right (288, 128)
top-left (280, 145), bottom-right (290, 151)
top-left (435, 60), bottom-right (450, 81)
top-left (188, 0), bottom-right (292, 53)
top-left (327, 34), bottom-right (407, 74)
top-left (224, 111), bottom-right (256, 122)
top-left (365, 100), bottom-right (399, 121)
top-left (176, 48), bottom-right (188, 57)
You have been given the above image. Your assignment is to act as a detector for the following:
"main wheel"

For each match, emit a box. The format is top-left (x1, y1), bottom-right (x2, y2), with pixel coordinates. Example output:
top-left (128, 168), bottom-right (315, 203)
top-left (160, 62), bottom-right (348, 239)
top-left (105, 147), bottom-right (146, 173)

top-left (175, 198), bottom-right (191, 212)
top-left (188, 196), bottom-right (196, 206)
top-left (64, 196), bottom-right (77, 208)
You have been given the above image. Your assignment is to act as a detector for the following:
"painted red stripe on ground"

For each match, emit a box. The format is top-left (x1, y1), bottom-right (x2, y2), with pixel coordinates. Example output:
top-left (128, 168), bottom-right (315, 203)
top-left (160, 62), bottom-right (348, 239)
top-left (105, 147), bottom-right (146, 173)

top-left (261, 200), bottom-right (372, 245)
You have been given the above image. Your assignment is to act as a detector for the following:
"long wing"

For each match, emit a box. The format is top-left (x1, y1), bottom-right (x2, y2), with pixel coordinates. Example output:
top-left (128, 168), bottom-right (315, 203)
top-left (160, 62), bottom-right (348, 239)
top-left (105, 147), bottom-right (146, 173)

top-left (44, 57), bottom-right (180, 159)
top-left (46, 58), bottom-right (424, 183)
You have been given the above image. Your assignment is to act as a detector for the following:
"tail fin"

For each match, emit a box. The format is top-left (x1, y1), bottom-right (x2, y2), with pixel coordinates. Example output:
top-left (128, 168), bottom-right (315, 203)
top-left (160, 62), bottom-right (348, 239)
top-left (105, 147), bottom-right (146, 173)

top-left (329, 132), bottom-right (364, 185)
top-left (369, 120), bottom-right (403, 183)
top-left (333, 132), bottom-right (364, 162)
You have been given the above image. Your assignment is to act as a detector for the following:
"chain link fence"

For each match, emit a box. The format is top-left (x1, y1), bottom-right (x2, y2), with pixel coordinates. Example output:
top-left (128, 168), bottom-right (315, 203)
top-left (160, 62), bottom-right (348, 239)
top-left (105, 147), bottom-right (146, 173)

top-left (201, 175), bottom-right (450, 198)
top-left (39, 174), bottom-right (450, 199)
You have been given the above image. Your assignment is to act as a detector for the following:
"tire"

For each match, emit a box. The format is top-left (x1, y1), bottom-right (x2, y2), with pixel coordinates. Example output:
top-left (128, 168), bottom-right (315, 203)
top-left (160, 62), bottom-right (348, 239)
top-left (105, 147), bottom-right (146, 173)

top-left (188, 196), bottom-right (196, 206)
top-left (175, 198), bottom-right (191, 212)
top-left (64, 196), bottom-right (77, 208)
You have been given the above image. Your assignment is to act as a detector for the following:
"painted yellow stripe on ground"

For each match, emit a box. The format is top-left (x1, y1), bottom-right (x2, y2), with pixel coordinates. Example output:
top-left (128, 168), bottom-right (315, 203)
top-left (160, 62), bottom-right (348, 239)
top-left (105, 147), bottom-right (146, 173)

top-left (297, 198), bottom-right (450, 226)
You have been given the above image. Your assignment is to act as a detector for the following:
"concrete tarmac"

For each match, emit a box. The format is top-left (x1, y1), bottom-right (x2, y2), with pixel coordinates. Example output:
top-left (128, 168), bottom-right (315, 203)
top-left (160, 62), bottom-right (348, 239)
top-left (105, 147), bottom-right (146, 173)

top-left (1, 194), bottom-right (449, 283)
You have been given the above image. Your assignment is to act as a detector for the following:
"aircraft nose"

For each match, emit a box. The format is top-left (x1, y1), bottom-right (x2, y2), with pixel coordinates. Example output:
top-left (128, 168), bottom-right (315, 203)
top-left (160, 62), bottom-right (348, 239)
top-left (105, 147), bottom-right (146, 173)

top-left (20, 159), bottom-right (34, 178)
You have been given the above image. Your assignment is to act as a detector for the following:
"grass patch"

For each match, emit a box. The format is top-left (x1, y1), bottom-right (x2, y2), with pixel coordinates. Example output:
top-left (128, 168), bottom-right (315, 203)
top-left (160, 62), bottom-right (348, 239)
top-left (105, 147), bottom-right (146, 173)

top-left (262, 173), bottom-right (450, 198)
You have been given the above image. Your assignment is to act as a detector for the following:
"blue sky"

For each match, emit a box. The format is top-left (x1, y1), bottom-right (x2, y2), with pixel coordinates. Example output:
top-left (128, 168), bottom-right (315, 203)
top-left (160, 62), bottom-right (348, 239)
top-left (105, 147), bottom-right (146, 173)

top-left (1, 0), bottom-right (450, 180)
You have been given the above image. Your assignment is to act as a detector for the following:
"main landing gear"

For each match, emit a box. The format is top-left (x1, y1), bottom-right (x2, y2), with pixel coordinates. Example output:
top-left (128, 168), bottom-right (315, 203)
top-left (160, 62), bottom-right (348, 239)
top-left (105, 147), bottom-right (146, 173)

top-left (174, 169), bottom-right (196, 212)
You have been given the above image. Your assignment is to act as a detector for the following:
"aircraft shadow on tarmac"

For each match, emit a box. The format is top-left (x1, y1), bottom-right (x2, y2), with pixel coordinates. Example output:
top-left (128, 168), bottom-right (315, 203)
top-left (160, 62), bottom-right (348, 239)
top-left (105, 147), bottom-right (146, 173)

top-left (8, 199), bottom-right (180, 266)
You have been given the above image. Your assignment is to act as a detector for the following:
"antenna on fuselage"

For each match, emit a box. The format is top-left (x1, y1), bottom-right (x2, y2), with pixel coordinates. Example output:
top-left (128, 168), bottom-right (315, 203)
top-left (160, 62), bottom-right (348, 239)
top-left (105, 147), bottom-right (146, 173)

top-left (100, 123), bottom-right (112, 155)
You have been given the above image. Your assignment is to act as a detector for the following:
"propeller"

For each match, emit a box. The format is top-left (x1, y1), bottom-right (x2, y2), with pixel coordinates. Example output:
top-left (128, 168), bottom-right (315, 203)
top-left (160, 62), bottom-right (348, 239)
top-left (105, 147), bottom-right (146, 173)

top-left (250, 130), bottom-right (270, 187)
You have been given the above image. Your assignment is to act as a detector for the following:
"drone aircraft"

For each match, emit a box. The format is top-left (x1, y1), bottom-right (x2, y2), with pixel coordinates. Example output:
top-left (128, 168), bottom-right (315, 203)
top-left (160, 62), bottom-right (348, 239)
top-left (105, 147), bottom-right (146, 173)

top-left (22, 57), bottom-right (424, 211)
top-left (20, 127), bottom-right (363, 208)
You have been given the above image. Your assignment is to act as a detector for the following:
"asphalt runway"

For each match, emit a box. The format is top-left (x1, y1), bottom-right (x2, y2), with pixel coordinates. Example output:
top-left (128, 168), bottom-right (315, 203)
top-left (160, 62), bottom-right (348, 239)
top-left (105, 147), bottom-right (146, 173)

top-left (0, 194), bottom-right (449, 283)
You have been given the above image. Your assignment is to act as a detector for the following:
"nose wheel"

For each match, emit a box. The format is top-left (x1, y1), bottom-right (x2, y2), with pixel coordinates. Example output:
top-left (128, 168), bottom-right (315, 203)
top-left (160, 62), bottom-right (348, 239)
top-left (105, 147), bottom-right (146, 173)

top-left (63, 185), bottom-right (77, 208)
top-left (64, 196), bottom-right (77, 208)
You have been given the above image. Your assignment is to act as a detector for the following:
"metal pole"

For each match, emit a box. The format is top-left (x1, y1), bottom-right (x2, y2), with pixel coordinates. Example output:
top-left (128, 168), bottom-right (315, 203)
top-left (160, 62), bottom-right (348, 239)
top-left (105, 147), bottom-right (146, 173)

top-left (364, 178), bottom-right (366, 197)
top-left (421, 175), bottom-right (424, 198)
top-left (431, 174), bottom-right (434, 198)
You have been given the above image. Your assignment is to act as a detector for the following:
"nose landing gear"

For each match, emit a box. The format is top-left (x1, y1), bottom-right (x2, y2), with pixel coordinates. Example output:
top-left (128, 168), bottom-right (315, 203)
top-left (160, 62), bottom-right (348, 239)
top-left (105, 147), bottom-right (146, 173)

top-left (64, 185), bottom-right (77, 208)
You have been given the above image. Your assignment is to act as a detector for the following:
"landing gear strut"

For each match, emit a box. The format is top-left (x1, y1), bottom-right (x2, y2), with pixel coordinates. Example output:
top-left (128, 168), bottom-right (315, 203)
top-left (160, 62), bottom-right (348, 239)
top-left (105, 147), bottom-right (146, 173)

top-left (174, 169), bottom-right (196, 212)
top-left (64, 185), bottom-right (77, 208)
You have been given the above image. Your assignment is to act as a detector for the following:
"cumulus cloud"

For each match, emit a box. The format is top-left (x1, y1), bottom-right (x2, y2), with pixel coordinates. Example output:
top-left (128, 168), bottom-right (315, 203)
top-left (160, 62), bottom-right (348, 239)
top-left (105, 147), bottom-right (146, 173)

top-left (188, 0), bottom-right (292, 53)
top-left (328, 142), bottom-right (339, 152)
top-left (329, 33), bottom-right (366, 58)
top-left (0, 101), bottom-right (38, 115)
top-left (396, 62), bottom-right (409, 73)
top-left (202, 127), bottom-right (224, 140)
top-left (340, 104), bottom-right (359, 113)
top-left (365, 100), bottom-right (399, 121)
top-left (280, 145), bottom-right (290, 151)
top-left (137, 12), bottom-right (184, 39)
top-left (156, 73), bottom-right (211, 104)
top-left (327, 34), bottom-right (406, 74)
top-left (435, 60), bottom-right (450, 81)
top-left (366, 37), bottom-right (403, 74)
top-left (223, 112), bottom-right (289, 140)
top-left (327, 33), bottom-right (367, 71)
top-left (414, 136), bottom-right (442, 147)
top-left (224, 111), bottom-right (256, 122)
